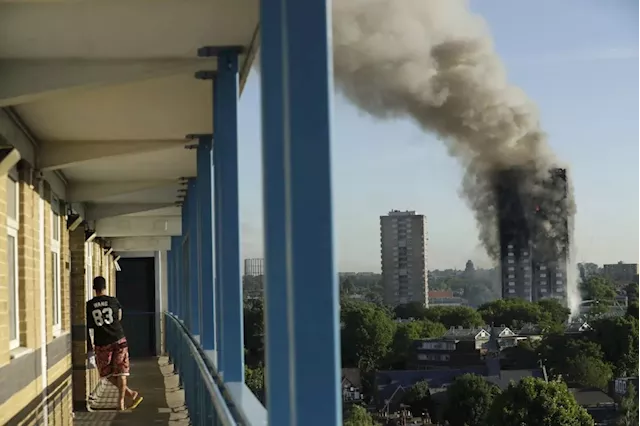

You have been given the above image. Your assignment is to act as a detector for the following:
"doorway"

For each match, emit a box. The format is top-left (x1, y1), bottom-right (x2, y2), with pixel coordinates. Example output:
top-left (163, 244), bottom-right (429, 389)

top-left (116, 257), bottom-right (156, 358)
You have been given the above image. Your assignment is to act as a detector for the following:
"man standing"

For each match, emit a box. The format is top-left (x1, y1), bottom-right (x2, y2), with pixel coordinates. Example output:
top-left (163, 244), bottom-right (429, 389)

top-left (87, 276), bottom-right (143, 411)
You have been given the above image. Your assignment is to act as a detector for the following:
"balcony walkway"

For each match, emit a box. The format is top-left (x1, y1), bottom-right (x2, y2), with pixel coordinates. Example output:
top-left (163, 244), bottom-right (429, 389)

top-left (74, 357), bottom-right (190, 426)
top-left (2, 0), bottom-right (341, 424)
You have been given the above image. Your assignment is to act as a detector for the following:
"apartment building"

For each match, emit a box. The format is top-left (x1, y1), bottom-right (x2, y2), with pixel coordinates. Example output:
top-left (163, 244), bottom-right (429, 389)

top-left (0, 159), bottom-right (117, 425)
top-left (244, 258), bottom-right (264, 277)
top-left (495, 168), bottom-right (569, 302)
top-left (380, 210), bottom-right (429, 306)
top-left (603, 261), bottom-right (639, 284)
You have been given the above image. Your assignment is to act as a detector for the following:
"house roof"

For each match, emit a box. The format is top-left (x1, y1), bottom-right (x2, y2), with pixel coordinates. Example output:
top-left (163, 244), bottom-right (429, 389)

top-left (485, 369), bottom-right (544, 390)
top-left (518, 323), bottom-right (543, 335)
top-left (565, 321), bottom-right (592, 334)
top-left (428, 290), bottom-right (454, 299)
top-left (375, 368), bottom-right (544, 406)
top-left (443, 327), bottom-right (490, 340)
top-left (342, 368), bottom-right (361, 389)
top-left (570, 387), bottom-right (615, 407)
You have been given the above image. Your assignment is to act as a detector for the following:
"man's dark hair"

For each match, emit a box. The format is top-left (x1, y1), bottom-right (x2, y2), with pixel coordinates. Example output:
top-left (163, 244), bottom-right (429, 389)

top-left (93, 276), bottom-right (107, 292)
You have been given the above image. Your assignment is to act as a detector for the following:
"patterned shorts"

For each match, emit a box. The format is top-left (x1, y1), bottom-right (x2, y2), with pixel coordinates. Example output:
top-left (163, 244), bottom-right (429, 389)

top-left (94, 337), bottom-right (130, 378)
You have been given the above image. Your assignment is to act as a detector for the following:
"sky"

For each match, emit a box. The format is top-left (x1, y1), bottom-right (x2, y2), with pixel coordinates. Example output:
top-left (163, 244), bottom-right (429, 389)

top-left (236, 0), bottom-right (639, 272)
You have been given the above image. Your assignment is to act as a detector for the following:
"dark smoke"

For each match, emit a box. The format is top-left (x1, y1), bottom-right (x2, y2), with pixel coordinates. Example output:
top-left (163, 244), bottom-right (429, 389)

top-left (331, 0), bottom-right (576, 264)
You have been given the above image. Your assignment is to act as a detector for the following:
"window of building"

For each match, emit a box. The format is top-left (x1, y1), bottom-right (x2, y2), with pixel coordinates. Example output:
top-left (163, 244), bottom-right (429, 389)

top-left (508, 252), bottom-right (514, 257)
top-left (540, 273), bottom-right (547, 277)
top-left (7, 177), bottom-right (19, 349)
top-left (508, 289), bottom-right (516, 294)
top-left (540, 288), bottom-right (548, 293)
top-left (556, 272), bottom-right (562, 277)
top-left (508, 274), bottom-right (515, 279)
top-left (540, 265), bottom-right (547, 270)
top-left (508, 259), bottom-right (514, 264)
top-left (508, 267), bottom-right (514, 271)
top-left (556, 280), bottom-right (563, 285)
top-left (508, 281), bottom-right (515, 286)
top-left (507, 244), bottom-right (513, 249)
top-left (51, 199), bottom-right (62, 335)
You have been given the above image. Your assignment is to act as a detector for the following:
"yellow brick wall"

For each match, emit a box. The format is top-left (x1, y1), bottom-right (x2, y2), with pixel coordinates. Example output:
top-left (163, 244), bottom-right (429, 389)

top-left (0, 167), bottom-right (73, 425)
top-left (0, 177), bottom-right (8, 366)
top-left (0, 355), bottom-right (73, 426)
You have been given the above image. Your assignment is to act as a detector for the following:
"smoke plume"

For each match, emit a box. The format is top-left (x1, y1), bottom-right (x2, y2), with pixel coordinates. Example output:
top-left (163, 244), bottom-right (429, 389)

top-left (332, 0), bottom-right (576, 267)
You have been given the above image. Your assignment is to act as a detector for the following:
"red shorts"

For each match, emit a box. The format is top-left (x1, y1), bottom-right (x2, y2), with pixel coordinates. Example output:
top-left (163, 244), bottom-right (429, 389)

top-left (94, 337), bottom-right (130, 378)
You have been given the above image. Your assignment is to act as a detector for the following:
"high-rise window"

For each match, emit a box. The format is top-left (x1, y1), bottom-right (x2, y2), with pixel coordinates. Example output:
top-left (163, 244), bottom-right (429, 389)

top-left (7, 177), bottom-right (19, 349)
top-left (51, 197), bottom-right (62, 334)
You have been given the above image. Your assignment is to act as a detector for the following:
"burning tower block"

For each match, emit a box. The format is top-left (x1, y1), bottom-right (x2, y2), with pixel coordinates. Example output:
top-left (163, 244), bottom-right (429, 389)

top-left (495, 167), bottom-right (569, 303)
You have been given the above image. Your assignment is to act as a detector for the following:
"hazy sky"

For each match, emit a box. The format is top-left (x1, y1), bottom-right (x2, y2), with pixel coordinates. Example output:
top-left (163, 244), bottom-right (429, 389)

top-left (236, 0), bottom-right (639, 271)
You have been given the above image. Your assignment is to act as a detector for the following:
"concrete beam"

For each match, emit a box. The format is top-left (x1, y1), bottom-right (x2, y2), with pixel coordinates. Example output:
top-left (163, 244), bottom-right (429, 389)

top-left (95, 215), bottom-right (181, 237)
top-left (0, 109), bottom-right (68, 198)
top-left (38, 139), bottom-right (188, 171)
top-left (0, 59), bottom-right (216, 107)
top-left (85, 202), bottom-right (176, 221)
top-left (67, 180), bottom-right (177, 202)
top-left (111, 236), bottom-right (171, 252)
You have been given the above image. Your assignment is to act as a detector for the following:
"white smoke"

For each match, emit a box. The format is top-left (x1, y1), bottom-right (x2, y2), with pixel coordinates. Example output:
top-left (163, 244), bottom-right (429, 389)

top-left (331, 0), bottom-right (575, 264)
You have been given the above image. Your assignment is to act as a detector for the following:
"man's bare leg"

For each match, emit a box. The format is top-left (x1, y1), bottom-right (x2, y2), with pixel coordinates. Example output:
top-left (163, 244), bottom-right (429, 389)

top-left (116, 375), bottom-right (128, 410)
top-left (107, 376), bottom-right (137, 401)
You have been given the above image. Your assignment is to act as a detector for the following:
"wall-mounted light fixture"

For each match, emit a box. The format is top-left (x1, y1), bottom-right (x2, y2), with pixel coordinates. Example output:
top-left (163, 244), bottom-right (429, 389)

top-left (0, 147), bottom-right (21, 177)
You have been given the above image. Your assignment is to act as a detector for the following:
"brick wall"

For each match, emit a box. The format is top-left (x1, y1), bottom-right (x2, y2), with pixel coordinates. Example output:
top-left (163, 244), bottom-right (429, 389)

top-left (0, 177), bottom-right (8, 366)
top-left (0, 165), bottom-right (73, 425)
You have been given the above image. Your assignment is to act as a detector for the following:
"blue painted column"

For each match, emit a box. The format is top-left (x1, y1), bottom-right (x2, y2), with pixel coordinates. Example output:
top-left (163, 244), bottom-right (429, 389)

top-left (167, 244), bottom-right (174, 313)
top-left (259, 1), bottom-right (291, 423)
top-left (262, 0), bottom-right (341, 423)
top-left (211, 49), bottom-right (244, 382)
top-left (188, 179), bottom-right (201, 337)
top-left (180, 191), bottom-right (189, 323)
top-left (195, 135), bottom-right (217, 355)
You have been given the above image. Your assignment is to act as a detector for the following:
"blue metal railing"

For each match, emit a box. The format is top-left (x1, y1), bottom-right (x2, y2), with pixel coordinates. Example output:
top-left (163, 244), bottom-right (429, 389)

top-left (165, 311), bottom-right (236, 425)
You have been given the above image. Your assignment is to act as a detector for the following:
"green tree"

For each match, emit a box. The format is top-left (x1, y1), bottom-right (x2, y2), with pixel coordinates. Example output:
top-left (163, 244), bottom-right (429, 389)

top-left (617, 383), bottom-right (639, 426)
top-left (625, 300), bottom-right (638, 319)
top-left (394, 302), bottom-right (428, 319)
top-left (243, 299), bottom-right (264, 368)
top-left (478, 298), bottom-right (549, 329)
top-left (536, 299), bottom-right (571, 325)
top-left (588, 316), bottom-right (639, 376)
top-left (444, 374), bottom-right (500, 426)
top-left (341, 301), bottom-right (396, 371)
top-left (344, 404), bottom-right (378, 426)
top-left (501, 339), bottom-right (540, 369)
top-left (386, 320), bottom-right (446, 369)
top-left (541, 337), bottom-right (613, 389)
top-left (580, 276), bottom-right (616, 303)
top-left (487, 377), bottom-right (594, 426)
top-left (402, 380), bottom-right (433, 418)
top-left (245, 365), bottom-right (265, 402)
top-left (423, 306), bottom-right (484, 328)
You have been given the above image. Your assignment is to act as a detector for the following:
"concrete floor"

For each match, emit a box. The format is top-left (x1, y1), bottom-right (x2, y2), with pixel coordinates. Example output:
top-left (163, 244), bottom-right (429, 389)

top-left (74, 357), bottom-right (190, 425)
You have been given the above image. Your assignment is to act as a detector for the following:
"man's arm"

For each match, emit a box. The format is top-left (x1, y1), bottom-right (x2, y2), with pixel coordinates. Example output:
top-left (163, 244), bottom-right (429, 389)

top-left (115, 298), bottom-right (123, 321)
top-left (86, 301), bottom-right (94, 351)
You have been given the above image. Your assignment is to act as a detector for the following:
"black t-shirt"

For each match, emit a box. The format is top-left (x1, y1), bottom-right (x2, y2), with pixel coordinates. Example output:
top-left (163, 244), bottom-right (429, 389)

top-left (87, 295), bottom-right (126, 346)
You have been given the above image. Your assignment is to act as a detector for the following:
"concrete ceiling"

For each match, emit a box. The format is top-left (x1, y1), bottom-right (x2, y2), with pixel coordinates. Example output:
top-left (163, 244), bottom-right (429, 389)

top-left (0, 0), bottom-right (260, 251)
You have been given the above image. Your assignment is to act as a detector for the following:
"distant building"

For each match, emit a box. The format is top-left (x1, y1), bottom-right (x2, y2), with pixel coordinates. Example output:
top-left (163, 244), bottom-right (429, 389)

top-left (244, 258), bottom-right (264, 277)
top-left (428, 290), bottom-right (467, 307)
top-left (495, 168), bottom-right (569, 303)
top-left (380, 210), bottom-right (429, 306)
top-left (603, 261), bottom-right (639, 284)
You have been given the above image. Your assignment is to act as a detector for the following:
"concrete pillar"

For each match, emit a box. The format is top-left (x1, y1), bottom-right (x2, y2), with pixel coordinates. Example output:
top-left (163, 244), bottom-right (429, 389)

top-left (69, 226), bottom-right (88, 411)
